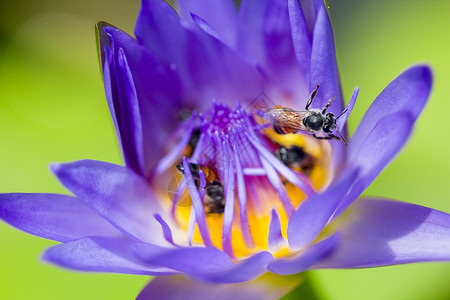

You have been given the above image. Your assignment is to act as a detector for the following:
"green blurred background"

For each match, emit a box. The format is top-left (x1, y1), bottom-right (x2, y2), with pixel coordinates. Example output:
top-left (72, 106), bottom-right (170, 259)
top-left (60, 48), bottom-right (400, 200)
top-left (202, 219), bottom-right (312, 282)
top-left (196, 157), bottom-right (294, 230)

top-left (0, 0), bottom-right (448, 299)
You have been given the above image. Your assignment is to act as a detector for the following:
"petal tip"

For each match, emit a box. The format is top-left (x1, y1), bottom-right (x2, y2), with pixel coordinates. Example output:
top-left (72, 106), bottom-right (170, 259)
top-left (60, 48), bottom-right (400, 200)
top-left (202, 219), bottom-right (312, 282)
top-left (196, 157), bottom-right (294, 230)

top-left (410, 64), bottom-right (433, 83)
top-left (49, 162), bottom-right (62, 175)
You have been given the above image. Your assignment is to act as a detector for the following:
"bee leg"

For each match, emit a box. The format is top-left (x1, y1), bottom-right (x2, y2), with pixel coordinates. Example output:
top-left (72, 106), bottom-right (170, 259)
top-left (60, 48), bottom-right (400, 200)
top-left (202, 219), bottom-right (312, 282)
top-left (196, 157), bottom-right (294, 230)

top-left (313, 133), bottom-right (334, 140)
top-left (327, 134), bottom-right (341, 140)
top-left (305, 84), bottom-right (320, 110)
top-left (322, 97), bottom-right (335, 114)
top-left (314, 134), bottom-right (348, 145)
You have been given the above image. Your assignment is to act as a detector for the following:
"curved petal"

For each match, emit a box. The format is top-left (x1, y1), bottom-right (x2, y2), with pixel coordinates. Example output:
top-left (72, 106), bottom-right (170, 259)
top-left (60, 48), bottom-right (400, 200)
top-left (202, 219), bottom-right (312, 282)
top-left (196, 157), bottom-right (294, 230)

top-left (288, 0), bottom-right (312, 85)
top-left (135, 0), bottom-right (185, 65)
top-left (115, 47), bottom-right (145, 174)
top-left (268, 209), bottom-right (288, 253)
top-left (309, 2), bottom-right (343, 113)
top-left (0, 193), bottom-right (122, 242)
top-left (190, 13), bottom-right (221, 40)
top-left (133, 241), bottom-right (273, 283)
top-left (334, 112), bottom-right (414, 218)
top-left (137, 273), bottom-right (303, 300)
top-left (337, 86), bottom-right (359, 133)
top-left (50, 160), bottom-right (169, 245)
top-left (314, 198), bottom-right (450, 268)
top-left (97, 22), bottom-right (145, 176)
top-left (268, 233), bottom-right (339, 275)
top-left (98, 24), bottom-right (182, 178)
top-left (309, 2), bottom-right (347, 172)
top-left (176, 0), bottom-right (238, 46)
top-left (237, 0), bottom-right (306, 98)
top-left (192, 252), bottom-right (274, 283)
top-left (42, 236), bottom-right (175, 275)
top-left (287, 168), bottom-right (358, 250)
top-left (135, 0), bottom-right (264, 109)
top-left (132, 244), bottom-right (234, 274)
top-left (350, 65), bottom-right (432, 151)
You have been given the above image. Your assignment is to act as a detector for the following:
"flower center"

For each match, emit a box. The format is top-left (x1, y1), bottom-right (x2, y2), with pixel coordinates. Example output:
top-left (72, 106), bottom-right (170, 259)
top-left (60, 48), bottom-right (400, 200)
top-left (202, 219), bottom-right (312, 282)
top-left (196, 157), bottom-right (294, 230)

top-left (156, 102), bottom-right (331, 259)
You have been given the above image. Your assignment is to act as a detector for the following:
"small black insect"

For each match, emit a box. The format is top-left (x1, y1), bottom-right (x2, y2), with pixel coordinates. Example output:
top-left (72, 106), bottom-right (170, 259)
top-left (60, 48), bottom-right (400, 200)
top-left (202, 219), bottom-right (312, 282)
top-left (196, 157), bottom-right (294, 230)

top-left (262, 84), bottom-right (349, 145)
top-left (187, 128), bottom-right (201, 149)
top-left (176, 162), bottom-right (225, 214)
top-left (203, 180), bottom-right (225, 214)
top-left (275, 145), bottom-right (315, 175)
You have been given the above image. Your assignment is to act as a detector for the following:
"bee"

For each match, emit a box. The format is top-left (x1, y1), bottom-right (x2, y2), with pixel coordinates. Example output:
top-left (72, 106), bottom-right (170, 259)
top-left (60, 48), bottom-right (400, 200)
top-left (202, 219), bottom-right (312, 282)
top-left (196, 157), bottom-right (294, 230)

top-left (275, 145), bottom-right (315, 175)
top-left (176, 163), bottom-right (225, 214)
top-left (182, 128), bottom-right (201, 158)
top-left (262, 84), bottom-right (348, 145)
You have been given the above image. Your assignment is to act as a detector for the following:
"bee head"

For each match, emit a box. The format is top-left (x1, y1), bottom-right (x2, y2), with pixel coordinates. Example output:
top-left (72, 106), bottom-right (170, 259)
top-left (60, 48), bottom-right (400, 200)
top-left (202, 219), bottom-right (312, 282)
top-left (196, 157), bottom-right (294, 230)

top-left (303, 112), bottom-right (324, 131)
top-left (323, 113), bottom-right (337, 133)
top-left (176, 162), bottom-right (200, 175)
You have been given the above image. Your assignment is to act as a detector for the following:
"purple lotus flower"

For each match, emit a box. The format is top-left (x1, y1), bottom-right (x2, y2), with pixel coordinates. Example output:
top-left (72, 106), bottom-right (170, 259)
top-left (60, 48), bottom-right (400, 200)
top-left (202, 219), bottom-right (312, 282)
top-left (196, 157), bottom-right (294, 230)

top-left (1, 0), bottom-right (449, 299)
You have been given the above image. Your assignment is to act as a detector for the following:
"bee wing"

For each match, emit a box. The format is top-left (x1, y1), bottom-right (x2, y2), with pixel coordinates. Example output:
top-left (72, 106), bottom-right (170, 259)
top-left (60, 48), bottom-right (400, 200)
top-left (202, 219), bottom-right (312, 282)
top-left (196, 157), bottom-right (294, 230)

top-left (263, 109), bottom-right (309, 131)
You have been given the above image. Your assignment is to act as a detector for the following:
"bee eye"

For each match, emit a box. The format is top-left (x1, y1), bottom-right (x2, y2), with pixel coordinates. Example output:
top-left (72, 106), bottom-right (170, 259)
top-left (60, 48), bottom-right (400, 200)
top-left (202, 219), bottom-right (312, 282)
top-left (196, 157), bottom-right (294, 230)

top-left (323, 114), bottom-right (337, 133)
top-left (188, 128), bottom-right (201, 149)
top-left (304, 114), bottom-right (323, 131)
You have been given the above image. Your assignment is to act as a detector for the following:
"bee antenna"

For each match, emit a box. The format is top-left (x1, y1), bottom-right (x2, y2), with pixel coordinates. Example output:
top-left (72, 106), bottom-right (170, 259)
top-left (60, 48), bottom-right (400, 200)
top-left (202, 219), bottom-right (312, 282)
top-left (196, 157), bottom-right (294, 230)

top-left (336, 108), bottom-right (348, 120)
top-left (335, 127), bottom-right (348, 146)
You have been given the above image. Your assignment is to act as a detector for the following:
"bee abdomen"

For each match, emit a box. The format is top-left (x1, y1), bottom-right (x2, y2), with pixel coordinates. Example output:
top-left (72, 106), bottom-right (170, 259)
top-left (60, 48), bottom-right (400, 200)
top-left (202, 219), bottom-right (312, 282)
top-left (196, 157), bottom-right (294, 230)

top-left (204, 180), bottom-right (225, 214)
top-left (274, 121), bottom-right (298, 134)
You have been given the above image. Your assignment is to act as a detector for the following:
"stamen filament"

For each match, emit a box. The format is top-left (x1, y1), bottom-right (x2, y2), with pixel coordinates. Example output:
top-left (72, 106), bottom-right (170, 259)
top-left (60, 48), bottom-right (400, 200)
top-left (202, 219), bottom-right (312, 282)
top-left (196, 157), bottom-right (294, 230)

top-left (243, 168), bottom-right (267, 176)
top-left (233, 144), bottom-right (254, 248)
top-left (154, 213), bottom-right (175, 245)
top-left (260, 156), bottom-right (295, 218)
top-left (170, 177), bottom-right (186, 218)
top-left (187, 205), bottom-right (196, 246)
top-left (187, 169), bottom-right (207, 246)
top-left (222, 141), bottom-right (235, 258)
top-left (154, 112), bottom-right (197, 175)
top-left (182, 157), bottom-right (212, 246)
top-left (268, 209), bottom-right (287, 253)
top-left (190, 125), bottom-right (207, 161)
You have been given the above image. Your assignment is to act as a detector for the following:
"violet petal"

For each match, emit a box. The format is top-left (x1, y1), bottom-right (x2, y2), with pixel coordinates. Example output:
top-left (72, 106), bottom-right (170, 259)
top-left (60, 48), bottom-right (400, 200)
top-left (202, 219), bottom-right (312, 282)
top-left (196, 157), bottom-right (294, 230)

top-left (192, 252), bottom-right (274, 283)
top-left (136, 0), bottom-right (264, 109)
top-left (287, 168), bottom-right (358, 250)
top-left (335, 112), bottom-right (414, 218)
top-left (51, 160), bottom-right (169, 245)
top-left (337, 86), bottom-right (359, 133)
top-left (190, 13), bottom-right (221, 41)
top-left (0, 193), bottom-right (122, 242)
top-left (177, 0), bottom-right (238, 46)
top-left (238, 0), bottom-right (305, 98)
top-left (309, 2), bottom-right (343, 114)
top-left (42, 236), bottom-right (175, 275)
top-left (135, 0), bottom-right (185, 66)
top-left (288, 0), bottom-right (312, 83)
top-left (137, 272), bottom-right (299, 300)
top-left (350, 65), bottom-right (432, 151)
top-left (115, 47), bottom-right (145, 174)
top-left (309, 2), bottom-right (347, 171)
top-left (268, 233), bottom-right (339, 275)
top-left (133, 239), bottom-right (273, 283)
top-left (97, 23), bottom-right (144, 176)
top-left (132, 244), bottom-right (233, 274)
top-left (268, 209), bottom-right (287, 253)
top-left (99, 24), bottom-right (182, 178)
top-left (315, 198), bottom-right (450, 268)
